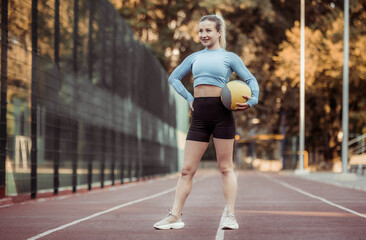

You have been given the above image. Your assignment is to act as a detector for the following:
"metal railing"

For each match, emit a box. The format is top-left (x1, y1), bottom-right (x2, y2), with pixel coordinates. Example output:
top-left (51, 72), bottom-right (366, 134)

top-left (348, 133), bottom-right (366, 156)
top-left (348, 133), bottom-right (366, 175)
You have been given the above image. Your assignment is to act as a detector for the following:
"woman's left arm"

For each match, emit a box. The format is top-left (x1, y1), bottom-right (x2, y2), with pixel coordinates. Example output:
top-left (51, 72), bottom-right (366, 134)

top-left (230, 53), bottom-right (260, 108)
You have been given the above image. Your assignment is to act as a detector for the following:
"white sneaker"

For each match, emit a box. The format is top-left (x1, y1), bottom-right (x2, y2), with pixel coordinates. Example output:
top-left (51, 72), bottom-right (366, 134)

top-left (154, 211), bottom-right (185, 230)
top-left (221, 210), bottom-right (239, 230)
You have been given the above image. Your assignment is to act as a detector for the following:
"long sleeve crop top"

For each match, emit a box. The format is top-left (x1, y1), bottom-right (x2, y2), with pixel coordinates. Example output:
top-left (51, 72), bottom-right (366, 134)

top-left (168, 48), bottom-right (260, 107)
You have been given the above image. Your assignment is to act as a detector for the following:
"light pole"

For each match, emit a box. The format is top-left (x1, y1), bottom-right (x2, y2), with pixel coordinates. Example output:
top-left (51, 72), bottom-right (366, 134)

top-left (341, 0), bottom-right (349, 174)
top-left (250, 118), bottom-right (260, 170)
top-left (296, 0), bottom-right (308, 175)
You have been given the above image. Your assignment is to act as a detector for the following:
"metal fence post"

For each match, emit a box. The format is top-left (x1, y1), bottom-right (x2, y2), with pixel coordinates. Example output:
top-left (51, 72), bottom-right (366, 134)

top-left (0, 0), bottom-right (9, 198)
top-left (30, 0), bottom-right (38, 199)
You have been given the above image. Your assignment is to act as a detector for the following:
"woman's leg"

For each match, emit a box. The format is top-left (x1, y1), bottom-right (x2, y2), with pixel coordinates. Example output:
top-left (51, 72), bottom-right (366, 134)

top-left (171, 140), bottom-right (209, 216)
top-left (213, 138), bottom-right (237, 214)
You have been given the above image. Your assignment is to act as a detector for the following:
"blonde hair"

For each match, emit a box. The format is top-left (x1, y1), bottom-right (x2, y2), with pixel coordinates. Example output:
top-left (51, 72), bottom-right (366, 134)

top-left (199, 14), bottom-right (226, 49)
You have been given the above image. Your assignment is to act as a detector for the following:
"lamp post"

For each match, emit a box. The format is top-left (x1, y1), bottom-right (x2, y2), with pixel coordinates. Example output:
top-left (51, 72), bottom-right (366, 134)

top-left (299, 0), bottom-right (305, 171)
top-left (295, 0), bottom-right (309, 175)
top-left (341, 0), bottom-right (349, 174)
top-left (250, 118), bottom-right (260, 170)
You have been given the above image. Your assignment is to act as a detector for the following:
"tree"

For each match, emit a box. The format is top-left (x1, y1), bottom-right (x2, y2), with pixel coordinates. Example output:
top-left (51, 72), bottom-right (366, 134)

top-left (274, 2), bottom-right (366, 162)
top-left (111, 0), bottom-right (366, 164)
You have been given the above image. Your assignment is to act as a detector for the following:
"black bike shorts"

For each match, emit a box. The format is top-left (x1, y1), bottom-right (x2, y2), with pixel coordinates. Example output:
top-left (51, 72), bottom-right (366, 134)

top-left (186, 97), bottom-right (235, 142)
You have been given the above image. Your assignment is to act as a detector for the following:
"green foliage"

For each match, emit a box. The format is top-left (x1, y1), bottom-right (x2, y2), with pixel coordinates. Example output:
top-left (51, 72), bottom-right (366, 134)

top-left (274, 1), bottom-right (366, 160)
top-left (112, 0), bottom-right (366, 162)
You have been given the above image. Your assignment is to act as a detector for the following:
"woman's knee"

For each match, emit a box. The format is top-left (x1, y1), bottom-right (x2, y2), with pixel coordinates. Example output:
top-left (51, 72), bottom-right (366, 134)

top-left (181, 166), bottom-right (197, 177)
top-left (218, 163), bottom-right (233, 176)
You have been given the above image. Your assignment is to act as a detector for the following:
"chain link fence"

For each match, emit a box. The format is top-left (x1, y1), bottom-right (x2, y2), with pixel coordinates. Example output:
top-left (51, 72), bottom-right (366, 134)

top-left (0, 0), bottom-right (188, 198)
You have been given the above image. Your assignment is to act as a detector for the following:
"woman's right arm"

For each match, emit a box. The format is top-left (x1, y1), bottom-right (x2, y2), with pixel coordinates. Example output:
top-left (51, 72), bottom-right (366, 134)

top-left (168, 55), bottom-right (195, 104)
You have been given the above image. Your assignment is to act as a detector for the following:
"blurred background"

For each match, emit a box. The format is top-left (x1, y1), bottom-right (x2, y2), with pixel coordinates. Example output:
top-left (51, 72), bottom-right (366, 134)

top-left (111, 0), bottom-right (366, 171)
top-left (0, 0), bottom-right (365, 199)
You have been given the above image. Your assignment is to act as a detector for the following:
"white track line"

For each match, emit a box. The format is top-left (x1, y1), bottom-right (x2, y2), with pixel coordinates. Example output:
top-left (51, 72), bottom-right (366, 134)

top-left (261, 173), bottom-right (366, 219)
top-left (215, 208), bottom-right (226, 240)
top-left (27, 173), bottom-right (213, 240)
top-left (27, 187), bottom-right (177, 240)
top-left (0, 204), bottom-right (13, 209)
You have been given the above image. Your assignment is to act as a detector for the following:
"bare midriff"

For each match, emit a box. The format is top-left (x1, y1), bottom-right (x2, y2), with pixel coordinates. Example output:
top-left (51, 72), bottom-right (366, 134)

top-left (194, 84), bottom-right (222, 98)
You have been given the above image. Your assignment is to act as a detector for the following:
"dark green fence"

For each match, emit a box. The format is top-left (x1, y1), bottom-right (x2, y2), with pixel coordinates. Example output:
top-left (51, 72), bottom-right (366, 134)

top-left (0, 0), bottom-right (188, 198)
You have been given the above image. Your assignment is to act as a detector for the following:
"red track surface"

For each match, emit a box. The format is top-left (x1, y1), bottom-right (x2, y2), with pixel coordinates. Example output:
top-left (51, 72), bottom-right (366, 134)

top-left (1, 170), bottom-right (366, 240)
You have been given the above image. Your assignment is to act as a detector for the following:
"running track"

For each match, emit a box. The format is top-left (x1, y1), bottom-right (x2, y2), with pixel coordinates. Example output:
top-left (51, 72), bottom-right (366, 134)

top-left (0, 170), bottom-right (365, 240)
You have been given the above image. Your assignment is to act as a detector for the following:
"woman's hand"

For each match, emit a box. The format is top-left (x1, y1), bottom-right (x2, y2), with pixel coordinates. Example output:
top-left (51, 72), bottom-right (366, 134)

top-left (235, 95), bottom-right (251, 111)
top-left (189, 101), bottom-right (194, 113)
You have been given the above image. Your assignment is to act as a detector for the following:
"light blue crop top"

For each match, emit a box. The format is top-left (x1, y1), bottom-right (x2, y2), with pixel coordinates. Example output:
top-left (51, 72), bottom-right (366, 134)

top-left (168, 48), bottom-right (260, 107)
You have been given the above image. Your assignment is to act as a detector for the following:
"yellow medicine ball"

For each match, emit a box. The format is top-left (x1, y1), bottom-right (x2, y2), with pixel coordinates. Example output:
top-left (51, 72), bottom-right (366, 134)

top-left (221, 80), bottom-right (252, 110)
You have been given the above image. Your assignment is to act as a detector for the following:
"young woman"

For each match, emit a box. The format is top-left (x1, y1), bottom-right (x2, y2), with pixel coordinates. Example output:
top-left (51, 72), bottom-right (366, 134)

top-left (154, 14), bottom-right (259, 230)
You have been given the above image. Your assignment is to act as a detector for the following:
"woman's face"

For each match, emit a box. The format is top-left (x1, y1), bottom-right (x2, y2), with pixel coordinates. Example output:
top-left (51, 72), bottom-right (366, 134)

top-left (199, 20), bottom-right (221, 49)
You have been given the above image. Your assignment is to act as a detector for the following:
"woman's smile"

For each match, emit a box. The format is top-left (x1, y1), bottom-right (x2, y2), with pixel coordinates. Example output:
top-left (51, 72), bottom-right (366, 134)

top-left (198, 20), bottom-right (221, 49)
